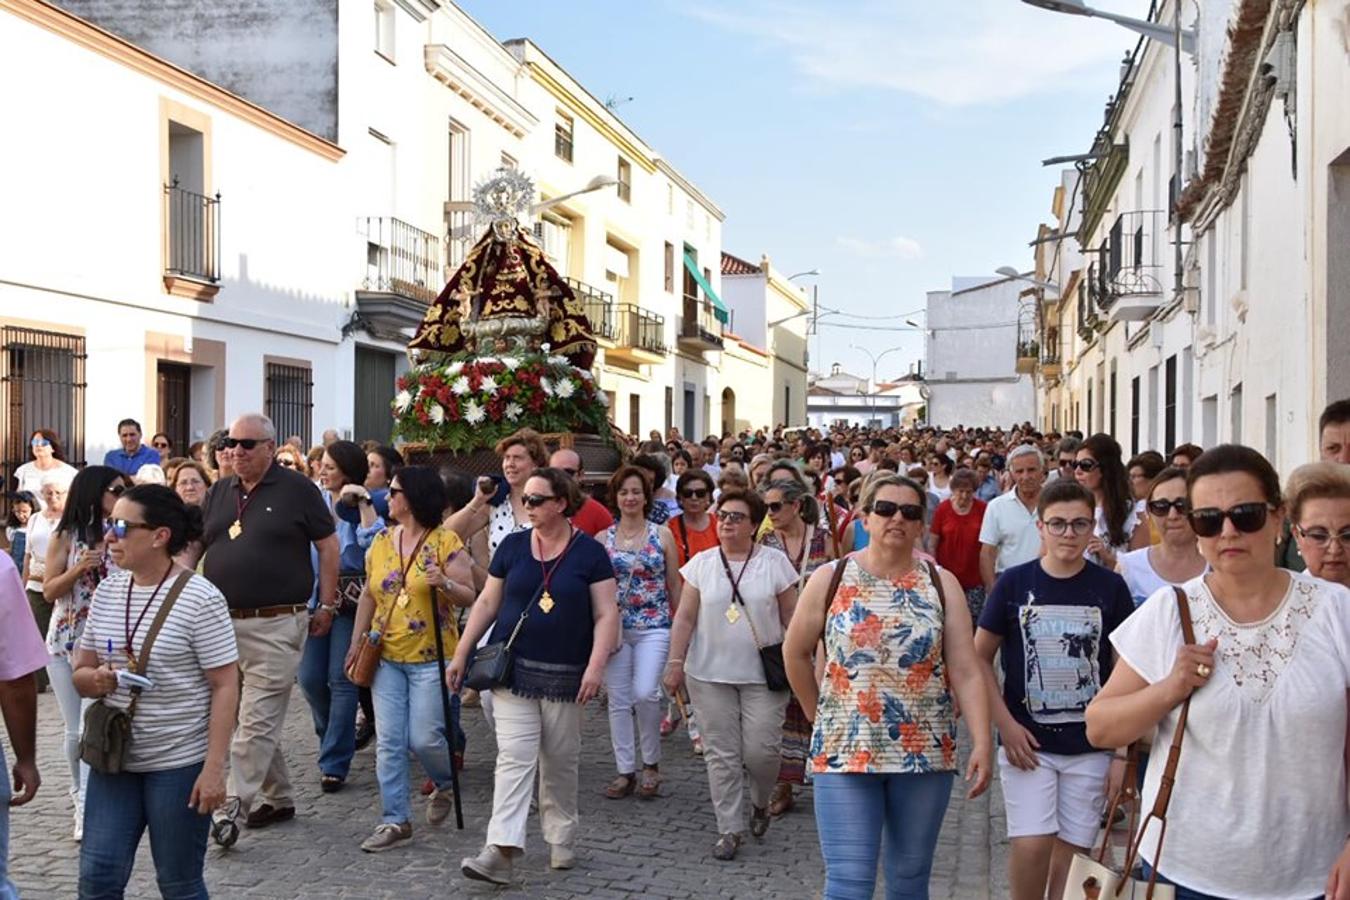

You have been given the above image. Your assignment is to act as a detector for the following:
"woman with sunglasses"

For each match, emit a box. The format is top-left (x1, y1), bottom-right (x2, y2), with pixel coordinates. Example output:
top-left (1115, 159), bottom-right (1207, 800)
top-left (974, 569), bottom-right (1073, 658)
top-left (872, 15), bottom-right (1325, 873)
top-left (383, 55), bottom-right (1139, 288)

top-left (663, 488), bottom-right (799, 861)
top-left (758, 478), bottom-right (833, 819)
top-left (1286, 462), bottom-right (1350, 589)
top-left (149, 433), bottom-right (173, 461)
top-left (448, 468), bottom-right (618, 884)
top-left (1074, 433), bottom-right (1148, 569)
top-left (41, 465), bottom-right (126, 840)
top-left (273, 443), bottom-right (308, 475)
top-left (1115, 466), bottom-right (1207, 608)
top-left (71, 485), bottom-right (238, 897)
top-left (14, 428), bottom-right (76, 507)
top-left (1087, 445), bottom-right (1350, 899)
top-left (784, 473), bottom-right (991, 899)
top-left (206, 429), bottom-right (234, 482)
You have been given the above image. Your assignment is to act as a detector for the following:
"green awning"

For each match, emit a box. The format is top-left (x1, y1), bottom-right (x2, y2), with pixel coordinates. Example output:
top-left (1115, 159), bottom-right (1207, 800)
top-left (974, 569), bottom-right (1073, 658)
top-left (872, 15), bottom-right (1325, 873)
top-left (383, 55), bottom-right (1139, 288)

top-left (683, 253), bottom-right (729, 323)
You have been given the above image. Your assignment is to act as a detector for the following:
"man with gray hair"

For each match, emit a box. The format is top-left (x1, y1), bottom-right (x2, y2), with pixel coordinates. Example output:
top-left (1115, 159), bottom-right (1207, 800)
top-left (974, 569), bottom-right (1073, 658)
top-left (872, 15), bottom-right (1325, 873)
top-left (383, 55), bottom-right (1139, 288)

top-left (977, 443), bottom-right (1045, 593)
top-left (196, 413), bottom-right (339, 847)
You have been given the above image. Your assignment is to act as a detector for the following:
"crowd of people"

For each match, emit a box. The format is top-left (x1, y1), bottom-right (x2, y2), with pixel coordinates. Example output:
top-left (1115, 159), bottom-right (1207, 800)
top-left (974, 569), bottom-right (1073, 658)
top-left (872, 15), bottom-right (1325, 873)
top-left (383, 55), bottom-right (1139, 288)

top-left (3, 402), bottom-right (1350, 899)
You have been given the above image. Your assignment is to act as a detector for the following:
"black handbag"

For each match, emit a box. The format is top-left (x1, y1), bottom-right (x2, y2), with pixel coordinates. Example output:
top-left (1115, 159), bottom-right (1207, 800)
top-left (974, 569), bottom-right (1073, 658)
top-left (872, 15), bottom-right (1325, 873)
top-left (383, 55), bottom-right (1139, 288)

top-left (463, 584), bottom-right (542, 692)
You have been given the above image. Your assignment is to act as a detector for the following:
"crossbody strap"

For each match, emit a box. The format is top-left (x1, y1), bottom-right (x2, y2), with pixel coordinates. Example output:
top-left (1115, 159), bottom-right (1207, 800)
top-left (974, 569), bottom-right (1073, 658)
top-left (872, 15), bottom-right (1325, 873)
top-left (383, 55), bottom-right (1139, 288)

top-left (127, 570), bottom-right (193, 718)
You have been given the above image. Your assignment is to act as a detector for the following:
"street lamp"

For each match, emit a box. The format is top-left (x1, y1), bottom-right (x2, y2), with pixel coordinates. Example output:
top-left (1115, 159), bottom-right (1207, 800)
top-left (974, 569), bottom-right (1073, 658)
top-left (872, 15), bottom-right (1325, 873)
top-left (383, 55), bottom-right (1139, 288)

top-left (782, 269), bottom-right (822, 372)
top-left (996, 266), bottom-right (1062, 294)
top-left (787, 269), bottom-right (820, 281)
top-left (1019, 0), bottom-right (1194, 52)
top-left (850, 344), bottom-right (906, 427)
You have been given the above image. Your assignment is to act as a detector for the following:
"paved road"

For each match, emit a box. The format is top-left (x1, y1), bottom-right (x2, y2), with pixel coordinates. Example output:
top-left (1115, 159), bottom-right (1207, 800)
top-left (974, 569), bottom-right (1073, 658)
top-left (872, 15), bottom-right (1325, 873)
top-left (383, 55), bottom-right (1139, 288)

top-left (8, 689), bottom-right (1009, 899)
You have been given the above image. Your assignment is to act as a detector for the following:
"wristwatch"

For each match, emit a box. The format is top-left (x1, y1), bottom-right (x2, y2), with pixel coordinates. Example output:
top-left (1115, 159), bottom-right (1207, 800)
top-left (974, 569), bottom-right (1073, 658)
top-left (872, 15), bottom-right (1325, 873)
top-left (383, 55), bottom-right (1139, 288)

top-left (357, 495), bottom-right (372, 505)
top-left (319, 603), bottom-right (339, 615)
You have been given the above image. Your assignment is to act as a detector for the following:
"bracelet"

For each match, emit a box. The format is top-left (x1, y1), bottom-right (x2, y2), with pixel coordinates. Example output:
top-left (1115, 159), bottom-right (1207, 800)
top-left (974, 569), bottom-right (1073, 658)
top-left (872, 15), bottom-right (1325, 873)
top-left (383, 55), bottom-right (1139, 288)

top-left (318, 604), bottom-right (338, 615)
top-left (665, 658), bottom-right (684, 666)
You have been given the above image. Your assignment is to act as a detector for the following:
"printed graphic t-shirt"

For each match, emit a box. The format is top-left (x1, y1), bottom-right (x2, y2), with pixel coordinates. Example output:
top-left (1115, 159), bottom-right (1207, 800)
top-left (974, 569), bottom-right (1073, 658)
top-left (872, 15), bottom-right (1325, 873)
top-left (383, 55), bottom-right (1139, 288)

top-left (978, 558), bottom-right (1134, 755)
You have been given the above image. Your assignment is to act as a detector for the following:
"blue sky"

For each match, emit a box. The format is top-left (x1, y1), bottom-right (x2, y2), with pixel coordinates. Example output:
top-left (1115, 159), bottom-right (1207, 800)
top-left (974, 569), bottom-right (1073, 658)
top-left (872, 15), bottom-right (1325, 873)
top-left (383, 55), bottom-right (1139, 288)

top-left (460, 0), bottom-right (1150, 381)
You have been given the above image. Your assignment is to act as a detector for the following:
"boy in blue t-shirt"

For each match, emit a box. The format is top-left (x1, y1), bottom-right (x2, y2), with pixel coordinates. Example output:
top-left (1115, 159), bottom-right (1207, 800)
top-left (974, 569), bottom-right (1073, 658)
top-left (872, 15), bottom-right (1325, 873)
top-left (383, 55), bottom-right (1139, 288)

top-left (975, 479), bottom-right (1135, 900)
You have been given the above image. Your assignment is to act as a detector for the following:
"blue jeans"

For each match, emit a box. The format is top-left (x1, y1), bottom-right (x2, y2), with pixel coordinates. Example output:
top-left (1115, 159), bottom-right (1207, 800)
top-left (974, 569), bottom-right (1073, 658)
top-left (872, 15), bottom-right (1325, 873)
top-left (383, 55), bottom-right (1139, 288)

top-left (813, 771), bottom-right (954, 900)
top-left (297, 609), bottom-right (359, 779)
top-left (371, 660), bottom-right (462, 825)
top-left (0, 742), bottom-right (16, 900)
top-left (79, 762), bottom-right (209, 899)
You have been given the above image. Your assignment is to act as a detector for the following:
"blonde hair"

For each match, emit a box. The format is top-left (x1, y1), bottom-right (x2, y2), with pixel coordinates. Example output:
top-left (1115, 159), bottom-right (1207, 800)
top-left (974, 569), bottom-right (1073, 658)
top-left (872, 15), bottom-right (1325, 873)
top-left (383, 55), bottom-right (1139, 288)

top-left (1285, 462), bottom-right (1350, 523)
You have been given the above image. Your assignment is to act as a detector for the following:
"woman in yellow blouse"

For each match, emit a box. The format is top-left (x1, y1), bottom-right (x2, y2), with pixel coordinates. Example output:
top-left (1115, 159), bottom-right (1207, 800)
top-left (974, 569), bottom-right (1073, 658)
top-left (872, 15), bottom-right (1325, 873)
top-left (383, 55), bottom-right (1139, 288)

top-left (347, 465), bottom-right (474, 852)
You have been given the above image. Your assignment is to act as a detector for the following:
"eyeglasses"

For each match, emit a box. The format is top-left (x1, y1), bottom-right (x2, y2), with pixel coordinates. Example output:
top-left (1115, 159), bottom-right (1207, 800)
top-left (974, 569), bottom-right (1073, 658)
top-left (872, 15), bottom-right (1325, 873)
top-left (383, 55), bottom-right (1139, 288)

top-left (715, 509), bottom-right (748, 524)
top-left (1043, 517), bottom-right (1094, 536)
top-left (522, 493), bottom-right (556, 508)
top-left (868, 500), bottom-right (923, 522)
top-left (766, 500), bottom-right (795, 513)
top-left (1294, 525), bottom-right (1350, 550)
top-left (152, 441), bottom-right (170, 450)
top-left (1146, 498), bottom-right (1190, 517)
top-left (277, 458), bottom-right (297, 469)
top-left (680, 488), bottom-right (709, 500)
top-left (104, 518), bottom-right (156, 540)
top-left (388, 486), bottom-right (403, 497)
top-left (30, 437), bottom-right (50, 448)
top-left (1072, 459), bottom-right (1099, 472)
top-left (1187, 502), bottom-right (1273, 538)
top-left (106, 484), bottom-right (126, 497)
top-left (222, 437), bottom-right (264, 450)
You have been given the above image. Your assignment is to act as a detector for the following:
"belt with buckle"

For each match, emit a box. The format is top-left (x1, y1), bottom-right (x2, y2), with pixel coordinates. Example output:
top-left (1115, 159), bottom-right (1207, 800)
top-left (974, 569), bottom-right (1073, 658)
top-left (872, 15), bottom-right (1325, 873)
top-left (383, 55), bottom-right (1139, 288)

top-left (229, 604), bottom-right (308, 620)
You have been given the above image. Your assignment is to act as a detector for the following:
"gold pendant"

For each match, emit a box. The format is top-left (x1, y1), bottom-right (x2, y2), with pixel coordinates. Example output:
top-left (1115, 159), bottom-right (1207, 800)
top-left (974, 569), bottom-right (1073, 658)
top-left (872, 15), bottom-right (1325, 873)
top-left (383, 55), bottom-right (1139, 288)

top-left (396, 590), bottom-right (410, 609)
top-left (539, 590), bottom-right (555, 614)
top-left (725, 605), bottom-right (741, 624)
top-left (228, 520), bottom-right (243, 540)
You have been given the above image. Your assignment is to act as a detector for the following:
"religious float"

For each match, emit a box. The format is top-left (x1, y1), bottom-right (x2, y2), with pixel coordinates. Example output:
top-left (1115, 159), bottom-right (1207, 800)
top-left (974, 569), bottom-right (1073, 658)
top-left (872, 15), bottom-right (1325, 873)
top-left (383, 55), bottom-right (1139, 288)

top-left (392, 168), bottom-right (624, 480)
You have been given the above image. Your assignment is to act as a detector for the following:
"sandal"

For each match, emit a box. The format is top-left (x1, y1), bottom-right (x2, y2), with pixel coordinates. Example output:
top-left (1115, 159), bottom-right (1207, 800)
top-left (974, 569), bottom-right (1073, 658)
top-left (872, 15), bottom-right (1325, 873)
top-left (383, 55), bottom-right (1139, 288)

top-left (604, 773), bottom-right (636, 799)
top-left (712, 832), bottom-right (741, 861)
top-left (768, 782), bottom-right (794, 817)
top-left (637, 766), bottom-right (661, 799)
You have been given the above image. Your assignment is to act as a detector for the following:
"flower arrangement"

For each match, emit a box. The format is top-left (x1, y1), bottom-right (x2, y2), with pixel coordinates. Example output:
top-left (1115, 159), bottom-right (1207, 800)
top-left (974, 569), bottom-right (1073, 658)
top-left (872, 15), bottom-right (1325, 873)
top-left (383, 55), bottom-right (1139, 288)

top-left (391, 351), bottom-right (611, 452)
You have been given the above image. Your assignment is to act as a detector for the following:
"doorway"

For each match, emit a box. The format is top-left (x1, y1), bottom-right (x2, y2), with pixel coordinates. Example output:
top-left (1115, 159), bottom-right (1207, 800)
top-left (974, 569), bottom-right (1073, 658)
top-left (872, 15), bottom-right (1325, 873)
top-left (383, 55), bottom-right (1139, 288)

top-left (156, 362), bottom-right (191, 456)
top-left (354, 347), bottom-right (397, 445)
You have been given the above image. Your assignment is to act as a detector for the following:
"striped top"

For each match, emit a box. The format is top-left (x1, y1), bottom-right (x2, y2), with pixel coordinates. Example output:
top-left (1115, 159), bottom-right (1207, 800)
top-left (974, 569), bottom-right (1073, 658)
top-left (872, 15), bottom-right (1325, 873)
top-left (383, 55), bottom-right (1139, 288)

top-left (79, 570), bottom-right (238, 772)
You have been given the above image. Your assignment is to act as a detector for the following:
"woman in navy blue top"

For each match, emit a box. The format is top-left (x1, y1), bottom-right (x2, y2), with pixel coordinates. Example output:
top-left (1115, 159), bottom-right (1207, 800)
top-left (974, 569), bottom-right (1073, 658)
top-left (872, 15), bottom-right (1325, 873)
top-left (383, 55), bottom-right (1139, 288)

top-left (448, 467), bottom-right (618, 886)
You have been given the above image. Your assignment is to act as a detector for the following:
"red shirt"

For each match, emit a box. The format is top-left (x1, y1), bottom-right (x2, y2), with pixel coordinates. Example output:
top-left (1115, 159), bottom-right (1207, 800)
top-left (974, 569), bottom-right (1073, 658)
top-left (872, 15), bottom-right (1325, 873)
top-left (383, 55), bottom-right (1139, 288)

top-left (670, 513), bottom-right (719, 568)
top-left (570, 496), bottom-right (614, 537)
top-left (930, 498), bottom-right (986, 590)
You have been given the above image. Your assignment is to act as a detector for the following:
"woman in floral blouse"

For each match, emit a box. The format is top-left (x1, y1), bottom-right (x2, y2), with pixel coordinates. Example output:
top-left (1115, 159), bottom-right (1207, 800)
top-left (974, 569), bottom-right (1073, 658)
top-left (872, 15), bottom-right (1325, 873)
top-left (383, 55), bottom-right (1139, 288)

top-left (601, 466), bottom-right (680, 799)
top-left (785, 472), bottom-right (991, 900)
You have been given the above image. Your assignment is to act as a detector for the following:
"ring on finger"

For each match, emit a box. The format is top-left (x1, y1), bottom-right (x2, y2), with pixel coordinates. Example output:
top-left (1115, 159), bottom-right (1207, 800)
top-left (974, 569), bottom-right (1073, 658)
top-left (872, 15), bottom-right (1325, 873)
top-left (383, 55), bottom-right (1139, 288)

top-left (1196, 663), bottom-right (1212, 678)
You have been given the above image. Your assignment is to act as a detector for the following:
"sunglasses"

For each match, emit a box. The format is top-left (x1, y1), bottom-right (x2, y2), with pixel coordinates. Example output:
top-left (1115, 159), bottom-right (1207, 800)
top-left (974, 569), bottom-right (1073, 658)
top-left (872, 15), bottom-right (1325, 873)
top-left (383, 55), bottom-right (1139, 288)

top-left (1072, 459), bottom-right (1099, 472)
top-left (1044, 517), bottom-right (1094, 536)
top-left (277, 458), bottom-right (298, 469)
top-left (388, 486), bottom-right (403, 497)
top-left (104, 518), bottom-right (156, 539)
top-left (1294, 525), bottom-right (1350, 550)
top-left (715, 509), bottom-right (748, 524)
top-left (765, 500), bottom-right (797, 513)
top-left (1146, 498), bottom-right (1190, 517)
top-left (222, 437), bottom-right (265, 450)
top-left (106, 484), bottom-right (126, 497)
top-left (30, 437), bottom-right (51, 448)
top-left (680, 488), bottom-right (709, 500)
top-left (1187, 502), bottom-right (1272, 538)
top-left (522, 493), bottom-right (556, 508)
top-left (152, 441), bottom-right (170, 450)
top-left (868, 500), bottom-right (923, 521)
top-left (1058, 458), bottom-right (1075, 467)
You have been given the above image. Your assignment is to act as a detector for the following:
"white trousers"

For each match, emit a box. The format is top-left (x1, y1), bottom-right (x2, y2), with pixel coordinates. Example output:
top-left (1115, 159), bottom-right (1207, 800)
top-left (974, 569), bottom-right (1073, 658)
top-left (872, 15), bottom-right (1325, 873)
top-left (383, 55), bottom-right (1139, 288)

top-left (604, 628), bottom-right (670, 773)
top-left (485, 690), bottom-right (582, 851)
top-left (686, 677), bottom-right (788, 835)
top-left (45, 655), bottom-right (90, 808)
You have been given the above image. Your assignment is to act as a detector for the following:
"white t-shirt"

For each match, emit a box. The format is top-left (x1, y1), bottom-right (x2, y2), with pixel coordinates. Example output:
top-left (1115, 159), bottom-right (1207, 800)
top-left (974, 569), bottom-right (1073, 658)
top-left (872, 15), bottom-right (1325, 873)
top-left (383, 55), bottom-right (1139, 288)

top-left (978, 490), bottom-right (1042, 575)
top-left (1088, 504), bottom-right (1139, 566)
top-left (79, 571), bottom-right (238, 772)
top-left (1116, 547), bottom-right (1170, 608)
top-left (1110, 571), bottom-right (1350, 898)
top-left (22, 513), bottom-right (56, 593)
top-left (680, 545), bottom-right (798, 685)
top-left (13, 460), bottom-right (76, 509)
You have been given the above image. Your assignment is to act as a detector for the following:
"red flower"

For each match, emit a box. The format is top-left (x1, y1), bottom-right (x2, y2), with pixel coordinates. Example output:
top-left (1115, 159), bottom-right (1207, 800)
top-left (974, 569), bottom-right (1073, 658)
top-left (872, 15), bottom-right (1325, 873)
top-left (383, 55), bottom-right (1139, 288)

top-left (850, 614), bottom-right (882, 649)
top-left (899, 722), bottom-right (928, 754)
top-left (844, 749), bottom-right (873, 773)
top-left (905, 659), bottom-right (934, 692)
top-left (856, 686), bottom-right (883, 723)
top-left (826, 661), bottom-right (851, 694)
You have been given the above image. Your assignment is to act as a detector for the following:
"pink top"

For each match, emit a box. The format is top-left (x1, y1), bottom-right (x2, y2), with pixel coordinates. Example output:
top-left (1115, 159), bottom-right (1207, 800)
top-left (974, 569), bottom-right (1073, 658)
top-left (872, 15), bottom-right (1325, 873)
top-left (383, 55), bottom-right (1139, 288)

top-left (0, 552), bottom-right (49, 680)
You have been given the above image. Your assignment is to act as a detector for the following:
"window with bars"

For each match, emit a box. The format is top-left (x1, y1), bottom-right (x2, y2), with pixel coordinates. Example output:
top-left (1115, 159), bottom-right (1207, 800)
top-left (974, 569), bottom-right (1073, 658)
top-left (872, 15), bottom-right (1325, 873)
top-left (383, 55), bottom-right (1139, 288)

top-left (265, 362), bottom-right (313, 446)
top-left (555, 112), bottom-right (574, 163)
top-left (1, 327), bottom-right (86, 501)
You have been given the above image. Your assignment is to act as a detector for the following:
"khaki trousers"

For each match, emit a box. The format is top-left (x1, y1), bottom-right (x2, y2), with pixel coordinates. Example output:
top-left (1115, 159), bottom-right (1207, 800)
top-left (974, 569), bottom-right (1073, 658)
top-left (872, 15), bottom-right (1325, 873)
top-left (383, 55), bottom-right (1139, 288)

top-left (686, 677), bottom-right (789, 835)
top-left (228, 612), bottom-right (307, 810)
top-left (485, 690), bottom-right (581, 851)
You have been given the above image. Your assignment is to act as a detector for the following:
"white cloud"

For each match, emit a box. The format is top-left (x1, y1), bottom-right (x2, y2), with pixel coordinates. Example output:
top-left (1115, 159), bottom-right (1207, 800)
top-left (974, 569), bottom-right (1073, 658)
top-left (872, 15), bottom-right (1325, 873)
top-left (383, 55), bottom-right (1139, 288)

top-left (683, 0), bottom-right (1142, 106)
top-left (836, 235), bottom-right (924, 260)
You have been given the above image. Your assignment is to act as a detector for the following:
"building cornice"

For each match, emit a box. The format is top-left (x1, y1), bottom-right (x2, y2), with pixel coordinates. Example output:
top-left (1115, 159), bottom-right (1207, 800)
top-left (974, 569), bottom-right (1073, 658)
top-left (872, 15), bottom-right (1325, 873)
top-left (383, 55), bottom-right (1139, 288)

top-left (424, 44), bottom-right (537, 138)
top-left (655, 159), bottom-right (723, 220)
top-left (392, 0), bottom-right (439, 22)
top-left (3, 0), bottom-right (344, 161)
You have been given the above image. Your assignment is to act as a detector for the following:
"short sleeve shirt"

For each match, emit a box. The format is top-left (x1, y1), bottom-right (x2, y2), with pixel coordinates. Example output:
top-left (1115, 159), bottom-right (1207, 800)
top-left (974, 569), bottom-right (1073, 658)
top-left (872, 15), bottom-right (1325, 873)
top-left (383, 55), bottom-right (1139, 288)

top-left (679, 545), bottom-right (798, 685)
top-left (978, 490), bottom-right (1042, 575)
top-left (570, 497), bottom-right (614, 537)
top-left (201, 464), bottom-right (335, 609)
top-left (931, 499), bottom-right (986, 590)
top-left (0, 552), bottom-right (48, 681)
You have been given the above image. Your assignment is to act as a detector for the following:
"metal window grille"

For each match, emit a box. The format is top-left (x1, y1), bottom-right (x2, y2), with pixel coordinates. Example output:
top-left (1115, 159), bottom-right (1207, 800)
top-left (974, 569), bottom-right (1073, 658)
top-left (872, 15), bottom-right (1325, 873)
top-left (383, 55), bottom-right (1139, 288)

top-left (265, 363), bottom-right (313, 447)
top-left (554, 116), bottom-right (574, 162)
top-left (1, 327), bottom-right (86, 503)
top-left (165, 181), bottom-right (221, 282)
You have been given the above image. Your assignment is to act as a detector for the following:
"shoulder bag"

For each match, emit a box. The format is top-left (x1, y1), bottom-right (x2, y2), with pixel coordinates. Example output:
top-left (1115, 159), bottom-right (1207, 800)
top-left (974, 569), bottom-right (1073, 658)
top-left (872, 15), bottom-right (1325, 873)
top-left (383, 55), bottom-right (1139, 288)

top-left (463, 581), bottom-right (545, 692)
top-left (1063, 586), bottom-right (1195, 900)
top-left (80, 571), bottom-right (193, 775)
top-left (722, 548), bottom-right (790, 692)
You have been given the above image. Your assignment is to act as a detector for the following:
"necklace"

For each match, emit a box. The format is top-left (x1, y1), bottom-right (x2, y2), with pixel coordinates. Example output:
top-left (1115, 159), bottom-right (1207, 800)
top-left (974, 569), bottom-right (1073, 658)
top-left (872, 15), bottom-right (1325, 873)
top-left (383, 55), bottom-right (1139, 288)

top-left (123, 564), bottom-right (175, 669)
top-left (616, 520), bottom-right (646, 550)
top-left (535, 526), bottom-right (578, 614)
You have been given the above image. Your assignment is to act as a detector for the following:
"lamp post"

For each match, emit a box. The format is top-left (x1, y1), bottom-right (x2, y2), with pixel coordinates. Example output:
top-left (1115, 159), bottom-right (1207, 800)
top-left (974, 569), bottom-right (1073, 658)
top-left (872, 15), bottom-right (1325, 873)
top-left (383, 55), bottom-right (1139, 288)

top-left (850, 344), bottom-right (905, 428)
top-left (786, 269), bottom-right (822, 376)
top-left (995, 266), bottom-right (1062, 295)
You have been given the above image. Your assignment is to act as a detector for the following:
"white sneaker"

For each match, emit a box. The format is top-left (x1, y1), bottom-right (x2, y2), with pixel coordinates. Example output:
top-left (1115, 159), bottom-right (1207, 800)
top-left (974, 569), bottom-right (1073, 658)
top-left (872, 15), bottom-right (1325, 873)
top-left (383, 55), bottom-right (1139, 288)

top-left (462, 845), bottom-right (514, 885)
top-left (549, 843), bottom-right (576, 870)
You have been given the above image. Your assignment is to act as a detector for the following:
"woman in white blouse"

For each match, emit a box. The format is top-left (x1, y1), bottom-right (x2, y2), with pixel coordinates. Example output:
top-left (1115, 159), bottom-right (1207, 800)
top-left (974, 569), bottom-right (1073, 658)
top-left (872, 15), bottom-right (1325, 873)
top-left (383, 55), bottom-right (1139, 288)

top-left (1086, 445), bottom-right (1350, 899)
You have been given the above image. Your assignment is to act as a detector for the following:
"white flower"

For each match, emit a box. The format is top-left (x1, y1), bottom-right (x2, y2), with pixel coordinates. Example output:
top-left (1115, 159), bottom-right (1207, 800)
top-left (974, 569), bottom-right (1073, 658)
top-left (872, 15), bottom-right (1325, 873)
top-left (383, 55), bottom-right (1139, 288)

top-left (554, 378), bottom-right (576, 399)
top-left (451, 376), bottom-right (471, 396)
top-left (464, 400), bottom-right (486, 424)
top-left (540, 376), bottom-right (555, 397)
top-left (479, 375), bottom-right (499, 396)
top-left (505, 402), bottom-right (523, 421)
top-left (444, 361), bottom-right (464, 377)
top-left (477, 356), bottom-right (499, 367)
top-left (548, 355), bottom-right (570, 367)
top-left (502, 357), bottom-right (520, 371)
top-left (394, 390), bottom-right (413, 413)
top-left (576, 369), bottom-right (594, 381)
top-left (541, 342), bottom-right (552, 353)
top-left (597, 390), bottom-right (610, 408)
top-left (428, 402), bottom-right (445, 425)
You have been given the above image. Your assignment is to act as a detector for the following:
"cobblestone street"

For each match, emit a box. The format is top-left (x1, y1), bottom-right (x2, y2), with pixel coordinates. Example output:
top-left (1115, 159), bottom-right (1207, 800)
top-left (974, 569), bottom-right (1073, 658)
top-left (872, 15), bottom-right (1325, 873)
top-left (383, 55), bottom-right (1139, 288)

top-left (9, 688), bottom-right (1008, 899)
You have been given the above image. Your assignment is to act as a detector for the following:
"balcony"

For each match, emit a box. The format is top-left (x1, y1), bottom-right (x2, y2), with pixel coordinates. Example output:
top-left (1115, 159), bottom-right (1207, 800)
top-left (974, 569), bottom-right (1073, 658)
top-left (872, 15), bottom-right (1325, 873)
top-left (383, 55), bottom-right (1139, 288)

top-left (1015, 340), bottom-right (1039, 375)
top-left (1077, 271), bottom-right (1102, 344)
top-left (609, 303), bottom-right (667, 364)
top-left (163, 181), bottom-right (220, 299)
top-left (567, 277), bottom-right (616, 346)
top-left (1015, 298), bottom-right (1038, 374)
top-left (679, 295), bottom-right (724, 351)
top-left (1102, 210), bottom-right (1166, 322)
top-left (353, 217), bottom-right (444, 338)
top-left (1040, 326), bottom-right (1062, 380)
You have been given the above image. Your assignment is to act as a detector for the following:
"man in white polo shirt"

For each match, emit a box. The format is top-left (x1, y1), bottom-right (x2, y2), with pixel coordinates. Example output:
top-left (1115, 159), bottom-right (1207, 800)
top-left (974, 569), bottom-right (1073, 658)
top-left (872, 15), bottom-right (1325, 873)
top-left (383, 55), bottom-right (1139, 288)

top-left (978, 443), bottom-right (1045, 592)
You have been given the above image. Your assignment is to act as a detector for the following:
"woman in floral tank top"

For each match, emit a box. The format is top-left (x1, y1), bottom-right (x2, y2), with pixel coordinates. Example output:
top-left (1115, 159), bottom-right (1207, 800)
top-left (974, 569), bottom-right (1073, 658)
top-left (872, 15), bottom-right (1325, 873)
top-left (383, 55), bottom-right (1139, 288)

top-left (785, 473), bottom-right (991, 900)
top-left (602, 467), bottom-right (681, 800)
